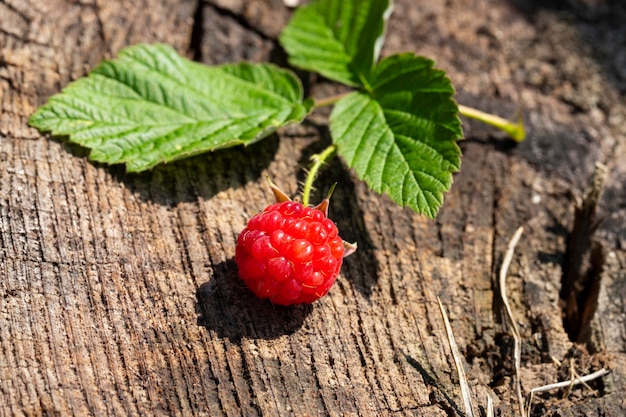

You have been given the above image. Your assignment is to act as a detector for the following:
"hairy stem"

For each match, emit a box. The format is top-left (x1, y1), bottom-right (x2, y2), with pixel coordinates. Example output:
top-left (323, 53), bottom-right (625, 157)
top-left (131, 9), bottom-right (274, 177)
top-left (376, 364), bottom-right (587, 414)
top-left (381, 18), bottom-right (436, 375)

top-left (458, 104), bottom-right (526, 142)
top-left (302, 144), bottom-right (337, 206)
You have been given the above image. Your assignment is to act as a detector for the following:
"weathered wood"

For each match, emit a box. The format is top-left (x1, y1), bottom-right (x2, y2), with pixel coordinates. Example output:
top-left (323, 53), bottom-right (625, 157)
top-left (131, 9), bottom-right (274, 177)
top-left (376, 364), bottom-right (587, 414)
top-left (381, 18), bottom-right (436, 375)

top-left (1, 0), bottom-right (625, 416)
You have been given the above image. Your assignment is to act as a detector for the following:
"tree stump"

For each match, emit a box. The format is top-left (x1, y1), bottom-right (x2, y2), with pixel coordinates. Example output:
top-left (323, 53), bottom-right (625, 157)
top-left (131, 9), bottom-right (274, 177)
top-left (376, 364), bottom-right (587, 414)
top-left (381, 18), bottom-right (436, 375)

top-left (1, 0), bottom-right (625, 415)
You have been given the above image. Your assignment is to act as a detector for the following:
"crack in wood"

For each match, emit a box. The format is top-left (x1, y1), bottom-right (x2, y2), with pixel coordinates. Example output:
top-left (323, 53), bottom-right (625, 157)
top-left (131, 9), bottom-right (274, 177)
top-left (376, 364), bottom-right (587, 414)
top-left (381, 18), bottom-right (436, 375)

top-left (560, 163), bottom-right (608, 344)
top-left (0, 0), bottom-right (33, 24)
top-left (205, 1), bottom-right (276, 41)
top-left (189, 0), bottom-right (205, 62)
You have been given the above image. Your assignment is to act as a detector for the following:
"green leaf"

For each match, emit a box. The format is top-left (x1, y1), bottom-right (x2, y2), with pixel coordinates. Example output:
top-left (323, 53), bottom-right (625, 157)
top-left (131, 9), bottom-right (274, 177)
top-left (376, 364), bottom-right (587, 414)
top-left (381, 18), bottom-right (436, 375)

top-left (330, 54), bottom-right (462, 218)
top-left (279, 0), bottom-right (393, 88)
top-left (29, 43), bottom-right (312, 172)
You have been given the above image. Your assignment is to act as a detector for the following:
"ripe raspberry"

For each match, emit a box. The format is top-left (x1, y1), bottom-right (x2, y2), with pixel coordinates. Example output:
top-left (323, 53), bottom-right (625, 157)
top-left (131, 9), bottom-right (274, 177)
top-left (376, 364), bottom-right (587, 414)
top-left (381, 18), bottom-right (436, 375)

top-left (234, 181), bottom-right (356, 306)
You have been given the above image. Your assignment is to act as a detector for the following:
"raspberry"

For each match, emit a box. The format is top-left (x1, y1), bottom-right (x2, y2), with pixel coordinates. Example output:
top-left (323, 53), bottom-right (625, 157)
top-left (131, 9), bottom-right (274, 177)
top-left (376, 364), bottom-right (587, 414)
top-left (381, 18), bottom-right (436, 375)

top-left (234, 180), bottom-right (356, 306)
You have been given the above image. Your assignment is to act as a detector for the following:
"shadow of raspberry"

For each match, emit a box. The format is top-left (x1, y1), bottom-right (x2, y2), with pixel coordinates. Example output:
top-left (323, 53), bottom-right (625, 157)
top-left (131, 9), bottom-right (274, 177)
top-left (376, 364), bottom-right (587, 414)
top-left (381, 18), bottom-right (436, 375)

top-left (195, 258), bottom-right (312, 342)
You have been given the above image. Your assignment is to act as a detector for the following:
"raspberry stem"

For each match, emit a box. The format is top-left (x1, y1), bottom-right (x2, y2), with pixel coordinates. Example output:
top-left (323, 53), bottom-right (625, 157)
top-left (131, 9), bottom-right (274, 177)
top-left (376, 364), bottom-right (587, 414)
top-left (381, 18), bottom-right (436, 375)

top-left (457, 104), bottom-right (526, 142)
top-left (302, 144), bottom-right (337, 206)
top-left (314, 94), bottom-right (525, 141)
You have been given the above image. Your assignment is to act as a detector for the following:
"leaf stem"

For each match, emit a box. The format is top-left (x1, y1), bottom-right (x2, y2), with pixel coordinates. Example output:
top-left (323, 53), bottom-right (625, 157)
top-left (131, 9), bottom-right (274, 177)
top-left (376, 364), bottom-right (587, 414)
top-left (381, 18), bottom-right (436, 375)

top-left (302, 144), bottom-right (337, 206)
top-left (458, 104), bottom-right (526, 142)
top-left (313, 93), bottom-right (348, 109)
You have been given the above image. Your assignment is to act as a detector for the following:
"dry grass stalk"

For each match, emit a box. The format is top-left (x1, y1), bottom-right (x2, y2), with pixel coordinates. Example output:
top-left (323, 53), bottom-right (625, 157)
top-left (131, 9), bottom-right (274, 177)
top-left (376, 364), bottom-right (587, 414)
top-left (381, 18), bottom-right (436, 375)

top-left (486, 394), bottom-right (494, 417)
top-left (499, 226), bottom-right (525, 416)
top-left (437, 296), bottom-right (475, 417)
top-left (524, 368), bottom-right (609, 416)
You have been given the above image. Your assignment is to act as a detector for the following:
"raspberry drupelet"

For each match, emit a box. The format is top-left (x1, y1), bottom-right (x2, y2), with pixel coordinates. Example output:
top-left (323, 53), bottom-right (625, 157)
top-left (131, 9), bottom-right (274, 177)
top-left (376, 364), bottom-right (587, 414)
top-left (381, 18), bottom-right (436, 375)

top-left (234, 179), bottom-right (356, 306)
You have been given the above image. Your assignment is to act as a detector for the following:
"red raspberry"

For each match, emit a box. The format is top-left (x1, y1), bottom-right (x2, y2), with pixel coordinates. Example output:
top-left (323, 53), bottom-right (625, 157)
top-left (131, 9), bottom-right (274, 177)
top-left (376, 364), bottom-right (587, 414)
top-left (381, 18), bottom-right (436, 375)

top-left (234, 181), bottom-right (355, 306)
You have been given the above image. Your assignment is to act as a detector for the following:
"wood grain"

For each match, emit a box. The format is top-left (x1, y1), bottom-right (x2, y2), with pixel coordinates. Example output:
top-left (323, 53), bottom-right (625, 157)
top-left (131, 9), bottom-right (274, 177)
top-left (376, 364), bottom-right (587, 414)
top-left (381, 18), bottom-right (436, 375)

top-left (1, 0), bottom-right (625, 415)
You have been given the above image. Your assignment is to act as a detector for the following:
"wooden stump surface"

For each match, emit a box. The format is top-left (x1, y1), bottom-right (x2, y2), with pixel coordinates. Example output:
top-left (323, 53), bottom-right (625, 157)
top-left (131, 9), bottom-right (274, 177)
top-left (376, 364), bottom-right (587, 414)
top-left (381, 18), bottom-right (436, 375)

top-left (1, 0), bottom-right (625, 415)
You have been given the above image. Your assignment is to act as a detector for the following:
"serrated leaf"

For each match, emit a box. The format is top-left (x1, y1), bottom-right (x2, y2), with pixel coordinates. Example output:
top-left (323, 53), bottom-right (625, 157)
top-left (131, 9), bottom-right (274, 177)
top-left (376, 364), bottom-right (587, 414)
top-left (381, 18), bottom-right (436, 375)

top-left (29, 43), bottom-right (312, 172)
top-left (279, 0), bottom-right (392, 88)
top-left (330, 54), bottom-right (462, 218)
